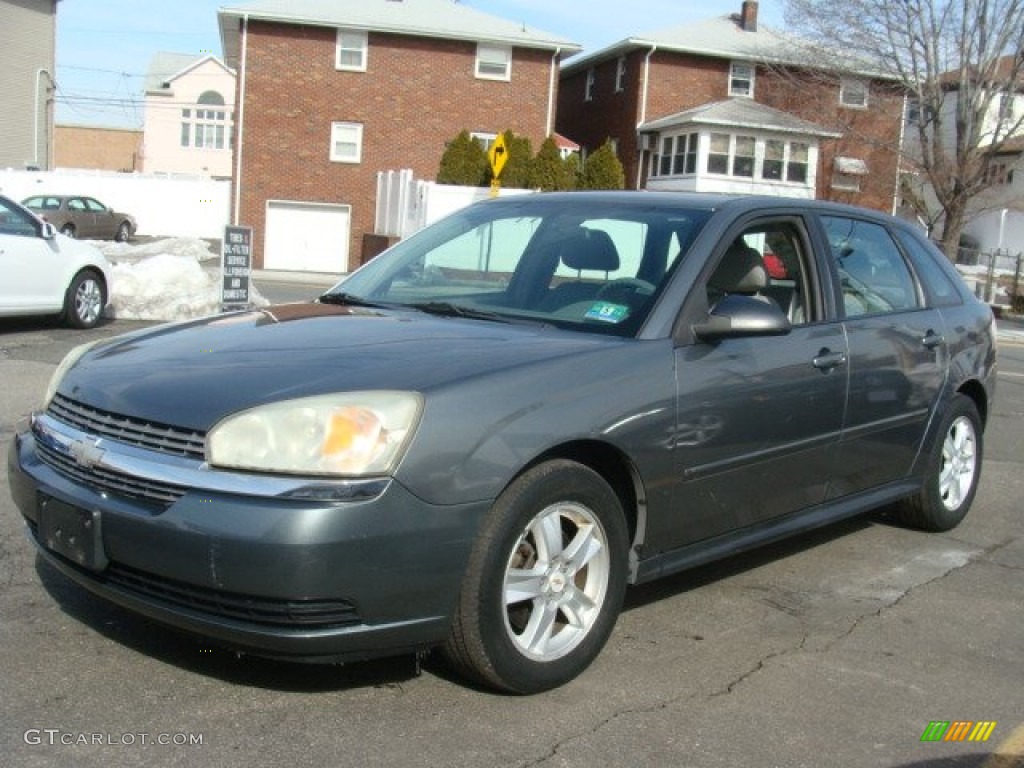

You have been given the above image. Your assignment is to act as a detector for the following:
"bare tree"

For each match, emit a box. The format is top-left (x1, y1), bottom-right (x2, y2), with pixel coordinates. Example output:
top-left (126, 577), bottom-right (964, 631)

top-left (784, 0), bottom-right (1024, 258)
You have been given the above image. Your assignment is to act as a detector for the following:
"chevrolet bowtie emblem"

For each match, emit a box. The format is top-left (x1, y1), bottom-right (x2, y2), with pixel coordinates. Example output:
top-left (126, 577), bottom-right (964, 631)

top-left (69, 438), bottom-right (105, 469)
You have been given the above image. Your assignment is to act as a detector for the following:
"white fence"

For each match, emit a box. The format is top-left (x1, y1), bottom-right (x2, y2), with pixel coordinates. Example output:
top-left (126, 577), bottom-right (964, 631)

top-left (0, 168), bottom-right (231, 239)
top-left (375, 169), bottom-right (533, 239)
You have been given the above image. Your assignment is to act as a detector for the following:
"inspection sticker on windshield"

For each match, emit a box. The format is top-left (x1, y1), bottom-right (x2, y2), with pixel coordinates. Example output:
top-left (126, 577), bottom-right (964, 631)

top-left (584, 302), bottom-right (629, 323)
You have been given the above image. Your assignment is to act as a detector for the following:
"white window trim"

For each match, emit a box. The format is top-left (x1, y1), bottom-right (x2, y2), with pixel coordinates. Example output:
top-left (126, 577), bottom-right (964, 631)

top-left (840, 78), bottom-right (869, 109)
top-left (330, 122), bottom-right (363, 164)
top-left (476, 44), bottom-right (511, 81)
top-left (471, 132), bottom-right (498, 152)
top-left (729, 61), bottom-right (755, 98)
top-left (335, 28), bottom-right (368, 72)
top-left (615, 56), bottom-right (626, 93)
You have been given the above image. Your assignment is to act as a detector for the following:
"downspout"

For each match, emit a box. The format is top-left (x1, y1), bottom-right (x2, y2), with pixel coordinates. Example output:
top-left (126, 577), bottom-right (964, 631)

top-left (893, 93), bottom-right (908, 215)
top-left (232, 14), bottom-right (249, 226)
top-left (34, 68), bottom-right (54, 169)
top-left (636, 45), bottom-right (657, 189)
top-left (546, 47), bottom-right (561, 137)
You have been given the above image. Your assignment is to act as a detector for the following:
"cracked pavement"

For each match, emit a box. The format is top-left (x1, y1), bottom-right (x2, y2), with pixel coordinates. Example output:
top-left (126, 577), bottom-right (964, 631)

top-left (1, 318), bottom-right (1022, 768)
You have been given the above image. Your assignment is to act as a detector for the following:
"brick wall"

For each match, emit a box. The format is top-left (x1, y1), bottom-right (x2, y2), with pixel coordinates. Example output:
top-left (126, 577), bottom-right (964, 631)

top-left (54, 125), bottom-right (142, 172)
top-left (235, 21), bottom-right (558, 270)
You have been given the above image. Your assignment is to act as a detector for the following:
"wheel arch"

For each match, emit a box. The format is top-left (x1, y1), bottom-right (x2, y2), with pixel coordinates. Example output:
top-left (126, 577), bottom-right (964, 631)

top-left (956, 378), bottom-right (989, 428)
top-left (516, 439), bottom-right (646, 575)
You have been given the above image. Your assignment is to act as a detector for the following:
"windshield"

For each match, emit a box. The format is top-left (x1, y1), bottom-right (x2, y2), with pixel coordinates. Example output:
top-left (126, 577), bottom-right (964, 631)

top-left (328, 195), bottom-right (711, 337)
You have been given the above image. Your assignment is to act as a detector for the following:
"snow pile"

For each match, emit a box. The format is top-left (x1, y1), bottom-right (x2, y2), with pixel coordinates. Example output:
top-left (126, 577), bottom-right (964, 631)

top-left (92, 237), bottom-right (268, 322)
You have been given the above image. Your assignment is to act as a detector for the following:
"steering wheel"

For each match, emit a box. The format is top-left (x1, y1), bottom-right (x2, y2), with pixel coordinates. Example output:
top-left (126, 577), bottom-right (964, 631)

top-left (596, 278), bottom-right (656, 302)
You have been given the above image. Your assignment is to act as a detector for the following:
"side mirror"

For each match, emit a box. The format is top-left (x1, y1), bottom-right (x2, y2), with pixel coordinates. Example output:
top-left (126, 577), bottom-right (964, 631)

top-left (40, 221), bottom-right (57, 240)
top-left (693, 294), bottom-right (792, 341)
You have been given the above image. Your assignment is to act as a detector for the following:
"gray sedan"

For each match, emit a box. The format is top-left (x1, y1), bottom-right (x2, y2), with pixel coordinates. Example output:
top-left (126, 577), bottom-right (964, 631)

top-left (8, 192), bottom-right (997, 693)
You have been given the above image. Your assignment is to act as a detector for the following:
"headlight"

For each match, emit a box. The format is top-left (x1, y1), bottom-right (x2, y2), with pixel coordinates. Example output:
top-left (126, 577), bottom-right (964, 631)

top-left (206, 392), bottom-right (423, 477)
top-left (44, 338), bottom-right (107, 407)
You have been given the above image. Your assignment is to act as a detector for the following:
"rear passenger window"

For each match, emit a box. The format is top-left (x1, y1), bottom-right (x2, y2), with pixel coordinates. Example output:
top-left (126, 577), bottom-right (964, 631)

top-left (894, 230), bottom-right (963, 308)
top-left (822, 216), bottom-right (919, 317)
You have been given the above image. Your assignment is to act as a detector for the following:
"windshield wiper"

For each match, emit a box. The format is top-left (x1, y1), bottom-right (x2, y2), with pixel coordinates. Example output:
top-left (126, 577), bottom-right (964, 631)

top-left (318, 292), bottom-right (392, 309)
top-left (408, 301), bottom-right (510, 323)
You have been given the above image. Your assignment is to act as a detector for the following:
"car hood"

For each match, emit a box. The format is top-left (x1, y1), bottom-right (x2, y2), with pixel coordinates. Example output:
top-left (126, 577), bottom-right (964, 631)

top-left (57, 303), bottom-right (617, 430)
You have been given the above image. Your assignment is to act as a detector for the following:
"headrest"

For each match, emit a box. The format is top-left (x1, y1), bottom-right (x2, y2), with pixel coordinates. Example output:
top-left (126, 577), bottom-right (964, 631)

top-left (709, 241), bottom-right (767, 294)
top-left (560, 228), bottom-right (620, 272)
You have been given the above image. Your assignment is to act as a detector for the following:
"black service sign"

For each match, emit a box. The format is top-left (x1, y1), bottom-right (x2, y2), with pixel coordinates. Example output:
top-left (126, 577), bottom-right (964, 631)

top-left (221, 226), bottom-right (252, 308)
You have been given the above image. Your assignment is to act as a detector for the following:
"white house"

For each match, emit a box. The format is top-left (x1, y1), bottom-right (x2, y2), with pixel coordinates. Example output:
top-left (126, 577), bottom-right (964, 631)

top-left (141, 52), bottom-right (236, 179)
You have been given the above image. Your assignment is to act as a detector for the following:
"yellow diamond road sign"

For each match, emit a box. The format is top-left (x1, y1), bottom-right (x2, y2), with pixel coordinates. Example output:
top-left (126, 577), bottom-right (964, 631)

top-left (488, 134), bottom-right (508, 179)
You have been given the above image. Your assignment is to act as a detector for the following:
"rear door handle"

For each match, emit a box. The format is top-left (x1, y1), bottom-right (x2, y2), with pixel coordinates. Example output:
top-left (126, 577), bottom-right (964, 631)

top-left (922, 330), bottom-right (945, 349)
top-left (812, 349), bottom-right (848, 372)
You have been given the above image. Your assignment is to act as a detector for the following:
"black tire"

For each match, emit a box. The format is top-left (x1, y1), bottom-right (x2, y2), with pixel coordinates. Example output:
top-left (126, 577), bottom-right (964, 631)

top-left (115, 221), bottom-right (131, 242)
top-left (892, 394), bottom-right (982, 532)
top-left (63, 270), bottom-right (106, 329)
top-left (60, 224), bottom-right (76, 238)
top-left (444, 459), bottom-right (629, 694)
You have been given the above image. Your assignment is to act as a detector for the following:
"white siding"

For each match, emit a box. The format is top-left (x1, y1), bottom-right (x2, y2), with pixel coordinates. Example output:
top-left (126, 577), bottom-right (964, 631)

top-left (0, 0), bottom-right (57, 169)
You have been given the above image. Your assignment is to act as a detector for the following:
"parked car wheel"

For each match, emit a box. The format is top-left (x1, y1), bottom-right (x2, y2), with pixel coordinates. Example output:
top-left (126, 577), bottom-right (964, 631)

top-left (115, 221), bottom-right (132, 242)
top-left (63, 270), bottom-right (106, 329)
top-left (892, 394), bottom-right (982, 531)
top-left (444, 460), bottom-right (629, 693)
top-left (60, 224), bottom-right (76, 238)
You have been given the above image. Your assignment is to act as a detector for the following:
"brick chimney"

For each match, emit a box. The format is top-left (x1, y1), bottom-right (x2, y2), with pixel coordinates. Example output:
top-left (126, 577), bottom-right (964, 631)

top-left (740, 0), bottom-right (758, 32)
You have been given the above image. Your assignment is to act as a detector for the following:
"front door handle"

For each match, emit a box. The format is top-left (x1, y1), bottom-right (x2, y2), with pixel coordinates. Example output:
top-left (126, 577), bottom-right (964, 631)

top-left (812, 349), bottom-right (848, 372)
top-left (922, 330), bottom-right (945, 350)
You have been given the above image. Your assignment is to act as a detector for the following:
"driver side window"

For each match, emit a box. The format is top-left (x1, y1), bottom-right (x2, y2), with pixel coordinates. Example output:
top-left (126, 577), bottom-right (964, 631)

top-left (706, 221), bottom-right (815, 325)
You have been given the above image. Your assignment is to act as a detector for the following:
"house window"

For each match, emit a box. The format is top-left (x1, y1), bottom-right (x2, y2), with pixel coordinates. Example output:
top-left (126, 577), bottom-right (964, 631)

top-left (840, 78), bottom-right (869, 108)
top-left (708, 133), bottom-right (731, 174)
top-left (585, 68), bottom-right (595, 101)
top-left (615, 56), bottom-right (626, 92)
top-left (180, 92), bottom-right (229, 150)
top-left (729, 62), bottom-right (754, 97)
top-left (330, 122), bottom-right (363, 163)
top-left (673, 133), bottom-right (698, 175)
top-left (763, 139), bottom-right (785, 180)
top-left (832, 156), bottom-right (868, 191)
top-left (476, 44), bottom-right (511, 81)
top-left (336, 29), bottom-right (368, 71)
top-left (732, 136), bottom-right (756, 176)
top-left (471, 132), bottom-right (498, 152)
top-left (787, 143), bottom-right (809, 183)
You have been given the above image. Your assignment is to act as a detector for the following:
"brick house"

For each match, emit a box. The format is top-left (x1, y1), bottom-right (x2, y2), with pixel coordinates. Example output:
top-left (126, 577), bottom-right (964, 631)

top-left (217, 0), bottom-right (579, 272)
top-left (556, 1), bottom-right (905, 213)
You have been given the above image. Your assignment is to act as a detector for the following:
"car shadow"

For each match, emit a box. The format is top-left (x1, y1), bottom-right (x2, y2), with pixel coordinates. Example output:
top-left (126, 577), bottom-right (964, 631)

top-left (622, 514), bottom-right (876, 611)
top-left (33, 554), bottom-right (426, 693)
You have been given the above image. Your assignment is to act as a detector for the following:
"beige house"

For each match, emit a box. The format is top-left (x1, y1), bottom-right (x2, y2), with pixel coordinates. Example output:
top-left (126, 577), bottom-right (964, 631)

top-left (141, 52), bottom-right (236, 178)
top-left (0, 0), bottom-right (59, 170)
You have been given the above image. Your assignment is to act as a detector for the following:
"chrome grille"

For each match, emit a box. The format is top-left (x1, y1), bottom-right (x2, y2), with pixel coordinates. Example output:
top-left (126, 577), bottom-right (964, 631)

top-left (35, 439), bottom-right (186, 506)
top-left (48, 394), bottom-right (206, 460)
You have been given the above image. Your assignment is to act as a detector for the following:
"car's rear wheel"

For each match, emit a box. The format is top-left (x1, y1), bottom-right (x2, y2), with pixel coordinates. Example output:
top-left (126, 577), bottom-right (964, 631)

top-left (444, 459), bottom-right (628, 694)
top-left (60, 224), bottom-right (76, 238)
top-left (63, 270), bottom-right (106, 329)
top-left (115, 221), bottom-right (131, 242)
top-left (892, 394), bottom-right (982, 531)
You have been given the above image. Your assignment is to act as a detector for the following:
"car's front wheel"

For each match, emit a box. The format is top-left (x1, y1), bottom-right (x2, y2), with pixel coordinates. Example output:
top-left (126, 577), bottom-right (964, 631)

top-left (115, 221), bottom-right (131, 242)
top-left (63, 270), bottom-right (106, 329)
top-left (444, 460), bottom-right (629, 694)
top-left (892, 394), bottom-right (982, 531)
top-left (60, 224), bottom-right (76, 238)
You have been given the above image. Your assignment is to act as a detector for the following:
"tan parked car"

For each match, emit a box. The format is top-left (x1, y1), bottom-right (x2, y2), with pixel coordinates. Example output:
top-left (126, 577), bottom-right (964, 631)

top-left (22, 194), bottom-right (137, 242)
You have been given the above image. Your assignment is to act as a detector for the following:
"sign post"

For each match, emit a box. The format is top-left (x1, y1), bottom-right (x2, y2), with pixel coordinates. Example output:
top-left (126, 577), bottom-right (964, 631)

top-left (221, 226), bottom-right (252, 311)
top-left (488, 133), bottom-right (509, 198)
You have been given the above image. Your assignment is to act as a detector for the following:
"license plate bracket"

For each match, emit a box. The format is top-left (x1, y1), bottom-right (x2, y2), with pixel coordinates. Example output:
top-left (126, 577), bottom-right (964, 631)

top-left (37, 495), bottom-right (109, 572)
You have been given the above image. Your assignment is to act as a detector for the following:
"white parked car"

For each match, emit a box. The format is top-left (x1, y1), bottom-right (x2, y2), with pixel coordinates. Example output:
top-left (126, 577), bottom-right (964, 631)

top-left (0, 193), bottom-right (112, 328)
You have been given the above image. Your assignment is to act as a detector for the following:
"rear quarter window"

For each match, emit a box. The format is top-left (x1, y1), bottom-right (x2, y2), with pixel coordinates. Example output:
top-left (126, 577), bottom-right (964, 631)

top-left (894, 229), bottom-right (964, 308)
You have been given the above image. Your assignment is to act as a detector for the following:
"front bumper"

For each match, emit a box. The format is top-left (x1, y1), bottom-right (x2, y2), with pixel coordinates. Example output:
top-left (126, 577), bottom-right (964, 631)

top-left (8, 422), bottom-right (488, 662)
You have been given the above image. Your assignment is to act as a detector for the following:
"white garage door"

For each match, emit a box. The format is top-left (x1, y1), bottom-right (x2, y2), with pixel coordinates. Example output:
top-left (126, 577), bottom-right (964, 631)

top-left (264, 200), bottom-right (351, 273)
